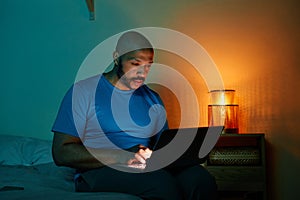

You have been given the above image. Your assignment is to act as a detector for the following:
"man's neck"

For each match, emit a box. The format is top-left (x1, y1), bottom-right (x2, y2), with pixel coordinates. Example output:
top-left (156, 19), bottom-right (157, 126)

top-left (104, 68), bottom-right (130, 91)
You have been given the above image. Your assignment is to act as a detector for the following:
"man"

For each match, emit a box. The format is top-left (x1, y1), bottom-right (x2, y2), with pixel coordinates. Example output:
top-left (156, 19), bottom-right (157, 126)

top-left (52, 31), bottom-right (217, 200)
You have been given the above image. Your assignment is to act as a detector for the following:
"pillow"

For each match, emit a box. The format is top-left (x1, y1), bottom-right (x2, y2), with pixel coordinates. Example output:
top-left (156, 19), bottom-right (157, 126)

top-left (0, 135), bottom-right (53, 166)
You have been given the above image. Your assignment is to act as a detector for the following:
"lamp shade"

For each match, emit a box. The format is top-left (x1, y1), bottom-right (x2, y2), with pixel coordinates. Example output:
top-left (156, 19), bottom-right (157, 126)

top-left (208, 90), bottom-right (239, 133)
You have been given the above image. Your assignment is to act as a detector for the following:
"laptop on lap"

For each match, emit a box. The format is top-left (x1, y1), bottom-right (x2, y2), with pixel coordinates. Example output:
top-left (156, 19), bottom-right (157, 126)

top-left (114, 126), bottom-right (223, 172)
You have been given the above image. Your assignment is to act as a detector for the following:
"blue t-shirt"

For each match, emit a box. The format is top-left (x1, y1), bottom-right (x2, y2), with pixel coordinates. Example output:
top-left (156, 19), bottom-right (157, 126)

top-left (52, 74), bottom-right (168, 149)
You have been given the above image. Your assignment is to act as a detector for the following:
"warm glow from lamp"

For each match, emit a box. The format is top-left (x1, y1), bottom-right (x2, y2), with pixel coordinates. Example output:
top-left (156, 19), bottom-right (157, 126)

top-left (208, 90), bottom-right (239, 133)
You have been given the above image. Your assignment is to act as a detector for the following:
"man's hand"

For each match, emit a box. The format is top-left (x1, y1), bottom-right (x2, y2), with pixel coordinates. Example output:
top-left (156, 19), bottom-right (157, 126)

top-left (127, 145), bottom-right (152, 165)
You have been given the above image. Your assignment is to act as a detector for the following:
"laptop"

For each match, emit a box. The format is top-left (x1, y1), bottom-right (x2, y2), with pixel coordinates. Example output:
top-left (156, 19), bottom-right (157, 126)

top-left (113, 126), bottom-right (223, 172)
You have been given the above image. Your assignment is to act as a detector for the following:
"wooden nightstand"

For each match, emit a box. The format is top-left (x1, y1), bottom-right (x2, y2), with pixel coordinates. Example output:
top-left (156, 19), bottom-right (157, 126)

top-left (206, 134), bottom-right (267, 200)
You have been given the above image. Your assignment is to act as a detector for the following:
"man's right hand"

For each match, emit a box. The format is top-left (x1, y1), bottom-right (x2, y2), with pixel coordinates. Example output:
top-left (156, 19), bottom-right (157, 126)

top-left (127, 145), bottom-right (152, 165)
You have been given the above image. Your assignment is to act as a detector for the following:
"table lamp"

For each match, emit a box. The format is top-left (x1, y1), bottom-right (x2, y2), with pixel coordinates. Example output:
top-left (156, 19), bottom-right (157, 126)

top-left (208, 89), bottom-right (239, 133)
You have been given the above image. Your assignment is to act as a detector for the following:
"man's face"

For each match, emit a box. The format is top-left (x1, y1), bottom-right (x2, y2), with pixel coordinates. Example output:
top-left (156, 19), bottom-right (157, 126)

top-left (118, 49), bottom-right (154, 90)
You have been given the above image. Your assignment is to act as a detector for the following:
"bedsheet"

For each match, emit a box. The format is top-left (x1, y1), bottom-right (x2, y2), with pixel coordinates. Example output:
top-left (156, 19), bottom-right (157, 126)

top-left (0, 135), bottom-right (142, 200)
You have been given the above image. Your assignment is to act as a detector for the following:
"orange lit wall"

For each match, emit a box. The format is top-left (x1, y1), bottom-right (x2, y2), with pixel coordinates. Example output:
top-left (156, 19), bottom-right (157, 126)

top-left (147, 1), bottom-right (300, 199)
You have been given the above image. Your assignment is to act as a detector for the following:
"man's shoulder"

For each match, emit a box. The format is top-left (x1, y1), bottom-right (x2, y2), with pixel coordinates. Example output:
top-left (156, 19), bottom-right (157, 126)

top-left (75, 74), bottom-right (102, 87)
top-left (72, 74), bottom-right (103, 93)
top-left (139, 85), bottom-right (163, 103)
top-left (140, 84), bottom-right (159, 96)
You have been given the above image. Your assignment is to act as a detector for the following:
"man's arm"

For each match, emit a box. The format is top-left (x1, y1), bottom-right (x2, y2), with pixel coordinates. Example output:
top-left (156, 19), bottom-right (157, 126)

top-left (52, 132), bottom-right (151, 170)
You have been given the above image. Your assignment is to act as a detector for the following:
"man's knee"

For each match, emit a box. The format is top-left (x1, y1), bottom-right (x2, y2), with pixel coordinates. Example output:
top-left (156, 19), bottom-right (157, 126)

top-left (175, 165), bottom-right (218, 200)
top-left (140, 170), bottom-right (182, 200)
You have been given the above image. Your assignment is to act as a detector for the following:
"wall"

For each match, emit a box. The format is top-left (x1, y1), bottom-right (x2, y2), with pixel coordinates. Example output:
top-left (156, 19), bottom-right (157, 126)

top-left (0, 0), bottom-right (299, 199)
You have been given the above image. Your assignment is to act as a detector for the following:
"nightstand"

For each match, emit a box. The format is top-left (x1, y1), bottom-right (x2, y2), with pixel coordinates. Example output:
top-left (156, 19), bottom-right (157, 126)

top-left (206, 134), bottom-right (267, 200)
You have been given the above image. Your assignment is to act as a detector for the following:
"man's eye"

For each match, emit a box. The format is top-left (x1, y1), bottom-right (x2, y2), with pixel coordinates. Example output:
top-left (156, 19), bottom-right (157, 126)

top-left (131, 62), bottom-right (140, 66)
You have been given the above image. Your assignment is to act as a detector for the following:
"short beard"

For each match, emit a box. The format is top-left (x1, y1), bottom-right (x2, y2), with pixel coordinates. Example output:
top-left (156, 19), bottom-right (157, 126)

top-left (115, 61), bottom-right (132, 89)
top-left (115, 58), bottom-right (145, 90)
top-left (116, 58), bottom-right (124, 79)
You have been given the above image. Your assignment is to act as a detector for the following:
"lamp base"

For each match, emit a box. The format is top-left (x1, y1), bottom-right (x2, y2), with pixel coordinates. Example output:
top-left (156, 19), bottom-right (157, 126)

top-left (208, 105), bottom-right (239, 135)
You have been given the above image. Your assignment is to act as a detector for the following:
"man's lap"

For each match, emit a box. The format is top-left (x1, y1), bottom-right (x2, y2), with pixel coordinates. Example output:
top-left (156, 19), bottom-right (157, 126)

top-left (76, 165), bottom-right (217, 200)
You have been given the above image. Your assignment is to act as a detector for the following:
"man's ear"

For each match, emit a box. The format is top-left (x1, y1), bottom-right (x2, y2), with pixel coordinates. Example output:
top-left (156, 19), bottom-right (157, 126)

top-left (113, 51), bottom-right (119, 65)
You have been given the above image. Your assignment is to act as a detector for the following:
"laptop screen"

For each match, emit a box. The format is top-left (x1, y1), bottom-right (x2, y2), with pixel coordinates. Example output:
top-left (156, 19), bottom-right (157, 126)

top-left (148, 126), bottom-right (223, 170)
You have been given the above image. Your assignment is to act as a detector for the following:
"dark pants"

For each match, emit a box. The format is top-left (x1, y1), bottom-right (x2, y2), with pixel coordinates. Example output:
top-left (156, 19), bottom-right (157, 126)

top-left (75, 165), bottom-right (218, 200)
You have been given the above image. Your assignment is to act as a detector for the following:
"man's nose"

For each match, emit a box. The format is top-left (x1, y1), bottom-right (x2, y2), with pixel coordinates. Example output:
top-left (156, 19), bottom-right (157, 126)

top-left (137, 65), bottom-right (146, 75)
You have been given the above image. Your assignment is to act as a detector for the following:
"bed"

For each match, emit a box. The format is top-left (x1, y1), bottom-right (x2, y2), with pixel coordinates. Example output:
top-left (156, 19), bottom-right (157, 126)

top-left (0, 134), bottom-right (142, 200)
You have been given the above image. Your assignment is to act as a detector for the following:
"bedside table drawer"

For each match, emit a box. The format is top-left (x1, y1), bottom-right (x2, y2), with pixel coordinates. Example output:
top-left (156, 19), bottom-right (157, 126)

top-left (206, 134), bottom-right (267, 199)
top-left (207, 166), bottom-right (264, 181)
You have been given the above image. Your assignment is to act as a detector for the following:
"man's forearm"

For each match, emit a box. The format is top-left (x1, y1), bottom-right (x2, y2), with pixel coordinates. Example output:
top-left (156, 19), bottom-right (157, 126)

top-left (53, 143), bottom-right (131, 170)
